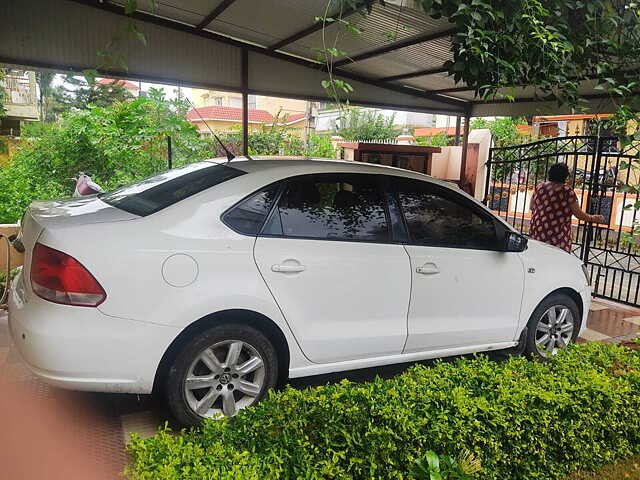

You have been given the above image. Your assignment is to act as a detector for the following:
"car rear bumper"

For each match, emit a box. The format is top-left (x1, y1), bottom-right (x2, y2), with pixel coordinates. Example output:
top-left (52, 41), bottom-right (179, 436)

top-left (8, 269), bottom-right (180, 394)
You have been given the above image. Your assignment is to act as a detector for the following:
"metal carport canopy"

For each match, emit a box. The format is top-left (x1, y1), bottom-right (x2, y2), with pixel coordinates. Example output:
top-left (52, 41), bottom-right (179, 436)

top-left (0, 0), bottom-right (622, 117)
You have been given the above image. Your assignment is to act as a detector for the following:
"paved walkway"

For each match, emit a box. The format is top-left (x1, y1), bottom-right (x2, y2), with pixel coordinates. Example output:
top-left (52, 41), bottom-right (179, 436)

top-left (1, 298), bottom-right (639, 477)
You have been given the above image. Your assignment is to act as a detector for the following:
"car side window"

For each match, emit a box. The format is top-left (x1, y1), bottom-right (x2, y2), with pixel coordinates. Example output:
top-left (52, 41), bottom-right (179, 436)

top-left (270, 174), bottom-right (389, 242)
top-left (223, 184), bottom-right (280, 235)
top-left (397, 178), bottom-right (498, 249)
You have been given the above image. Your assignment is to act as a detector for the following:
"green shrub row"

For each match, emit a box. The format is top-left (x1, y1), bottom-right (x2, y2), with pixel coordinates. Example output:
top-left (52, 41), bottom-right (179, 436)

top-left (126, 342), bottom-right (640, 480)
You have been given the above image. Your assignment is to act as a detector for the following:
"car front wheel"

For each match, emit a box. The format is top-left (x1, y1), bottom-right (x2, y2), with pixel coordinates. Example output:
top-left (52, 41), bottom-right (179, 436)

top-left (524, 293), bottom-right (580, 360)
top-left (165, 323), bottom-right (278, 426)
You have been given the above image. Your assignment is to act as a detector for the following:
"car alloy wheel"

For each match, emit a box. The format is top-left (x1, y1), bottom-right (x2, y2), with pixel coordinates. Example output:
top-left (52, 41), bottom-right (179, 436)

top-left (184, 340), bottom-right (265, 418)
top-left (534, 305), bottom-right (575, 357)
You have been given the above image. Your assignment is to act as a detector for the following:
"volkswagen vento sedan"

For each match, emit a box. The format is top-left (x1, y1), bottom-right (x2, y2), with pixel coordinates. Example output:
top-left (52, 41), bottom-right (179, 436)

top-left (8, 158), bottom-right (590, 425)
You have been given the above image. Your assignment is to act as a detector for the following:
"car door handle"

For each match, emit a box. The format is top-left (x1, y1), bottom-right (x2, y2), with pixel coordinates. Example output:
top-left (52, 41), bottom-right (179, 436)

top-left (271, 264), bottom-right (306, 273)
top-left (416, 263), bottom-right (440, 275)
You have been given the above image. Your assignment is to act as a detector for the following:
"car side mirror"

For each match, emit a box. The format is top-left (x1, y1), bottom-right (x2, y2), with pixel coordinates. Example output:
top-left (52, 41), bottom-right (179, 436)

top-left (505, 231), bottom-right (528, 252)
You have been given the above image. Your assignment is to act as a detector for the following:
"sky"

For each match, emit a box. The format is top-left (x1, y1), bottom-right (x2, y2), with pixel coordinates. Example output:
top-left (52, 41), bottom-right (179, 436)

top-left (51, 74), bottom-right (193, 102)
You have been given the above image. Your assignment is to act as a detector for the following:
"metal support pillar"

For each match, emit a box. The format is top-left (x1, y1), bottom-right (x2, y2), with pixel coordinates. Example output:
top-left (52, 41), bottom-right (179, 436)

top-left (459, 114), bottom-right (471, 186)
top-left (241, 48), bottom-right (249, 156)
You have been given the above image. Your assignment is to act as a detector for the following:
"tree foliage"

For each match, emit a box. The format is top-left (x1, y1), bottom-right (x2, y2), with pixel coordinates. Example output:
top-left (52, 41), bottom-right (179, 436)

top-left (470, 117), bottom-right (529, 147)
top-left (0, 88), bottom-right (206, 223)
top-left (50, 75), bottom-right (135, 115)
top-left (334, 108), bottom-right (401, 140)
top-left (416, 131), bottom-right (454, 147)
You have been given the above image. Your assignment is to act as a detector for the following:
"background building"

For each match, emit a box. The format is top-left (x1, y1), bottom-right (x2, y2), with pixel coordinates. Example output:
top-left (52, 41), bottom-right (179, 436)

top-left (1, 70), bottom-right (39, 136)
top-left (188, 89), bottom-right (311, 137)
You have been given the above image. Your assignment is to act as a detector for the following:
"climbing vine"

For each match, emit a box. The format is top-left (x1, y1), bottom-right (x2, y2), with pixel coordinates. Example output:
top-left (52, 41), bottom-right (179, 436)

top-left (319, 0), bottom-right (640, 111)
top-left (0, 68), bottom-right (7, 118)
top-left (82, 0), bottom-right (158, 82)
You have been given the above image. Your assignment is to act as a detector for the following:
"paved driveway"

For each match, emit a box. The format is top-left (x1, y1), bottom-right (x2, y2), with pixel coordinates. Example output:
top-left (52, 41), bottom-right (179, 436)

top-left (1, 299), bottom-right (639, 478)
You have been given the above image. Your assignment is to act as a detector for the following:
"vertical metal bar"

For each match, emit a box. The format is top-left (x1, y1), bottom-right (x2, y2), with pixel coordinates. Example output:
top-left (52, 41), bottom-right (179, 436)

top-left (610, 269), bottom-right (617, 299)
top-left (618, 267), bottom-right (626, 302)
top-left (167, 136), bottom-right (172, 169)
top-left (484, 147), bottom-right (493, 206)
top-left (241, 48), bottom-right (249, 157)
top-left (505, 151), bottom-right (515, 227)
top-left (520, 159), bottom-right (531, 235)
top-left (582, 136), bottom-right (602, 263)
top-left (514, 157), bottom-right (523, 233)
top-left (575, 151), bottom-right (589, 255)
top-left (617, 154), bottom-right (633, 251)
top-left (600, 152), bottom-right (617, 270)
top-left (454, 116), bottom-right (461, 146)
top-left (460, 114), bottom-right (471, 189)
top-left (625, 269), bottom-right (633, 304)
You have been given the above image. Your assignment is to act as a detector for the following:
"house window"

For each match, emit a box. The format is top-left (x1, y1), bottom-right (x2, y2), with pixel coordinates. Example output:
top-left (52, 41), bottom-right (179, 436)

top-left (214, 96), bottom-right (223, 106)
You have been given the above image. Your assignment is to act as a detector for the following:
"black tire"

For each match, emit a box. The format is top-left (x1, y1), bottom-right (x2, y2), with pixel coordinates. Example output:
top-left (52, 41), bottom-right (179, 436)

top-left (524, 292), bottom-right (581, 360)
top-left (165, 323), bottom-right (278, 427)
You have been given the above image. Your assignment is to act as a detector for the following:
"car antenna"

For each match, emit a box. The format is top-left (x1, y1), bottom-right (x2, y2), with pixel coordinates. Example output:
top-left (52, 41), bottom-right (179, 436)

top-left (186, 97), bottom-right (235, 162)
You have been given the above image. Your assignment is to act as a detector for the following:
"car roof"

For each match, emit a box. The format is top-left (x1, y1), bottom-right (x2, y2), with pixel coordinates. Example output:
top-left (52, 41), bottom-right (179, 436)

top-left (204, 156), bottom-right (452, 187)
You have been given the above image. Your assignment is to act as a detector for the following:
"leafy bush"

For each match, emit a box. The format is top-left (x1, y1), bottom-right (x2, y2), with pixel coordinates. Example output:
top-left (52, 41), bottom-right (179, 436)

top-left (417, 131), bottom-right (454, 147)
top-left (0, 267), bottom-right (20, 302)
top-left (0, 89), bottom-right (210, 223)
top-left (410, 450), bottom-right (480, 480)
top-left (126, 342), bottom-right (640, 480)
top-left (307, 133), bottom-right (336, 158)
top-left (334, 108), bottom-right (401, 141)
top-left (471, 117), bottom-right (529, 147)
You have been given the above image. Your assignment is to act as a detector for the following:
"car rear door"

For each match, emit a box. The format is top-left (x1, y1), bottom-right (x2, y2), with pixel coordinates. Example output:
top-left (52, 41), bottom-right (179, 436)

top-left (394, 177), bottom-right (525, 352)
top-left (253, 173), bottom-right (411, 364)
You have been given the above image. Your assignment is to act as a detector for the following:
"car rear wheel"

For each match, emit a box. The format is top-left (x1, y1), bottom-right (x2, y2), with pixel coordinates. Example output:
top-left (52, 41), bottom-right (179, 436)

top-left (524, 293), bottom-right (580, 360)
top-left (165, 323), bottom-right (278, 426)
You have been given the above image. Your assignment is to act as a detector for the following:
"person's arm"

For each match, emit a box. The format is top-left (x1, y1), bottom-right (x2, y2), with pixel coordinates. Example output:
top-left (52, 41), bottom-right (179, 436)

top-left (569, 197), bottom-right (604, 223)
top-left (530, 188), bottom-right (538, 215)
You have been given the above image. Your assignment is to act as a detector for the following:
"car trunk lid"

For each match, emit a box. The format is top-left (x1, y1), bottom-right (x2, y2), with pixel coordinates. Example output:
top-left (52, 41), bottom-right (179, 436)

top-left (16, 196), bottom-right (138, 294)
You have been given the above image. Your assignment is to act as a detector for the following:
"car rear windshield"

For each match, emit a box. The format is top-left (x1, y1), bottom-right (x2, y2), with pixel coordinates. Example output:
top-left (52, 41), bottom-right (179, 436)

top-left (100, 162), bottom-right (245, 216)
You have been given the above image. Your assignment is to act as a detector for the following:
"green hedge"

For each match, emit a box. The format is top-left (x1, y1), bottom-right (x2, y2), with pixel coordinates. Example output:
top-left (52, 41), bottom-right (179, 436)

top-left (126, 342), bottom-right (640, 480)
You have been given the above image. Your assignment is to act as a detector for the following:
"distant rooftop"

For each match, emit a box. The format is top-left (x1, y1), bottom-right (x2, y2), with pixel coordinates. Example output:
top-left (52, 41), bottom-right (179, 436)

top-left (186, 106), bottom-right (306, 125)
top-left (96, 78), bottom-right (140, 90)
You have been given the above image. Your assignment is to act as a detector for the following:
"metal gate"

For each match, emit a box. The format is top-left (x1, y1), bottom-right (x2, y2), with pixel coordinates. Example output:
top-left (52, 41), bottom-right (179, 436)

top-left (485, 135), bottom-right (640, 306)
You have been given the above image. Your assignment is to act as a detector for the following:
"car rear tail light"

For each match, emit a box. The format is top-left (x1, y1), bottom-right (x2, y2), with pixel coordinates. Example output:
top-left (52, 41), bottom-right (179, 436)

top-left (31, 243), bottom-right (106, 307)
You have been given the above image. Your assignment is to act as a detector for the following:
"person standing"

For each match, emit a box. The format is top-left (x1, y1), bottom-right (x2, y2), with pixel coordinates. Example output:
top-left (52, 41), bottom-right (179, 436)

top-left (530, 163), bottom-right (604, 253)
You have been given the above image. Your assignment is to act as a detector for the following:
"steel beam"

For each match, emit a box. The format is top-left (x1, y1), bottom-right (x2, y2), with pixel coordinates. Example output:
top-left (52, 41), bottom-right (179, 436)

top-left (379, 67), bottom-right (447, 83)
top-left (196, 0), bottom-right (237, 29)
top-left (332, 27), bottom-right (456, 68)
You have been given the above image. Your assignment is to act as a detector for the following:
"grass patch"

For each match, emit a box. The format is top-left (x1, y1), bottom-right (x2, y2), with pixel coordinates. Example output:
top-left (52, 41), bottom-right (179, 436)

top-left (568, 455), bottom-right (640, 479)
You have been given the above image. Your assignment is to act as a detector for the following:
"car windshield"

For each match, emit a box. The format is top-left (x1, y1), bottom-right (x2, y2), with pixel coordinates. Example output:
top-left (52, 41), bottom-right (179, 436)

top-left (100, 162), bottom-right (245, 216)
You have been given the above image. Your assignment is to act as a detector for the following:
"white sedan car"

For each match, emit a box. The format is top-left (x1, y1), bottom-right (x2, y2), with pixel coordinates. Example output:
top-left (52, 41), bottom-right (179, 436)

top-left (9, 158), bottom-right (590, 425)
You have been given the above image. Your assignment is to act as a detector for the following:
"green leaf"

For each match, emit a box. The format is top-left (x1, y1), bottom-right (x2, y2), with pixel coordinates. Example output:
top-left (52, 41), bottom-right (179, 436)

top-left (425, 451), bottom-right (440, 471)
top-left (135, 29), bottom-right (147, 46)
top-left (125, 0), bottom-right (137, 14)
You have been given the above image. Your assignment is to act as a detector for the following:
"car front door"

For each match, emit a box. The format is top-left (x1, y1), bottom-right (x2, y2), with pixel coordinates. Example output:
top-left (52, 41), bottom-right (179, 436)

top-left (394, 177), bottom-right (525, 352)
top-left (253, 173), bottom-right (411, 364)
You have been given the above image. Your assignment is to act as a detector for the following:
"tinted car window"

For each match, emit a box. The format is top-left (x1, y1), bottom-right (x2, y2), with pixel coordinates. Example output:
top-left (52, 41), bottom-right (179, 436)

top-left (101, 163), bottom-right (244, 216)
top-left (397, 179), bottom-right (498, 249)
top-left (273, 174), bottom-right (389, 242)
top-left (223, 184), bottom-right (280, 235)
